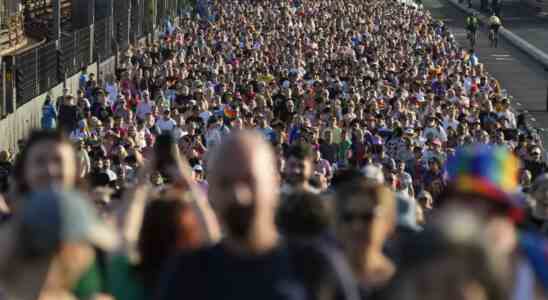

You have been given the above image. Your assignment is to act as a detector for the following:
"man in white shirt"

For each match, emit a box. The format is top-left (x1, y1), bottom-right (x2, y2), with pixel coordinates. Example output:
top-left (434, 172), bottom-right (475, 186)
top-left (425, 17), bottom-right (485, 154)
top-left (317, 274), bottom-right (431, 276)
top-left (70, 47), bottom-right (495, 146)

top-left (172, 114), bottom-right (188, 141)
top-left (443, 107), bottom-right (459, 131)
top-left (136, 90), bottom-right (154, 121)
top-left (105, 78), bottom-right (119, 105)
top-left (155, 109), bottom-right (177, 134)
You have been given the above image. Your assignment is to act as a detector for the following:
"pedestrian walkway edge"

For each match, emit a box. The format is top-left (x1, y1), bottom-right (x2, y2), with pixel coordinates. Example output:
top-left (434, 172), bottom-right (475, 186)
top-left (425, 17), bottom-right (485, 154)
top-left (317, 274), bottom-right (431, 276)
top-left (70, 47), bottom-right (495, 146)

top-left (446, 0), bottom-right (548, 69)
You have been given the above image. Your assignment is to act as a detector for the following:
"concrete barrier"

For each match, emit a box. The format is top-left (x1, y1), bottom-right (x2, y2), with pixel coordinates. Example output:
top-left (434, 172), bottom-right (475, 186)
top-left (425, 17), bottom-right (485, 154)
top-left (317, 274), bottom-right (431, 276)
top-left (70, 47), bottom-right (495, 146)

top-left (447, 0), bottom-right (548, 69)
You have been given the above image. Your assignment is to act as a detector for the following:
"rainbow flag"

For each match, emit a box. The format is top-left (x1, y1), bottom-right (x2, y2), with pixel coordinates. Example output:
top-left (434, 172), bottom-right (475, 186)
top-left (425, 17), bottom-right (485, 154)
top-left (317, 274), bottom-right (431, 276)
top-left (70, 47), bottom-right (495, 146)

top-left (224, 106), bottom-right (237, 119)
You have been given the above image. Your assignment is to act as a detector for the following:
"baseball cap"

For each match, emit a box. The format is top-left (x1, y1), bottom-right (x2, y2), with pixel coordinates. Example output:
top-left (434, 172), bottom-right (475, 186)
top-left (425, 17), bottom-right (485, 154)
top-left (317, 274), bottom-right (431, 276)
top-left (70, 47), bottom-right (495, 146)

top-left (19, 189), bottom-right (118, 257)
top-left (404, 128), bottom-right (416, 136)
top-left (361, 165), bottom-right (385, 184)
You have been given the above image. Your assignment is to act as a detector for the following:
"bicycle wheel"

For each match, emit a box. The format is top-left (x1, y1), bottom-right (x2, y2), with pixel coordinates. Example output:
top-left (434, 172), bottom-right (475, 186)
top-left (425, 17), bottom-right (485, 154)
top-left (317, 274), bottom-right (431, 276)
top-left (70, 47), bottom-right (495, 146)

top-left (470, 33), bottom-right (476, 48)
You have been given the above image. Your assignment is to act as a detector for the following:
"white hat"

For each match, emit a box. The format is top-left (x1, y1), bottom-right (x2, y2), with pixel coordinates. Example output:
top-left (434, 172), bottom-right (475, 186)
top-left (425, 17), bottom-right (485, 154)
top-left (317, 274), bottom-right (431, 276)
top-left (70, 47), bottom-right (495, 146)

top-left (362, 165), bottom-right (384, 184)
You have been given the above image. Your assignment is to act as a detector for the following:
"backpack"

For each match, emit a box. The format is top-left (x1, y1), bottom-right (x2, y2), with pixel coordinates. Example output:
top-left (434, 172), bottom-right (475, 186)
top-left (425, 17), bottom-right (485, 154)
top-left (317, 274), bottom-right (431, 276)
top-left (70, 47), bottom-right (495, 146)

top-left (466, 17), bottom-right (478, 30)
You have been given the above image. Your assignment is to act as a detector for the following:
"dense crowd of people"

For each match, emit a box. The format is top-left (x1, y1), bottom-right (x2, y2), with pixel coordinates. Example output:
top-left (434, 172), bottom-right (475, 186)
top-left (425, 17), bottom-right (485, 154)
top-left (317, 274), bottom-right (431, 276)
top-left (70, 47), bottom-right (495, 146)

top-left (1, 0), bottom-right (548, 299)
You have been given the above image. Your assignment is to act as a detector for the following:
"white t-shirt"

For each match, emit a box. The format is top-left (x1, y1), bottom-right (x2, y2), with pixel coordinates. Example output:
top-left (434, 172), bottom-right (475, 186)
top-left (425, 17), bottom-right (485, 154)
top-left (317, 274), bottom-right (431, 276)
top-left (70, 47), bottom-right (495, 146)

top-left (136, 101), bottom-right (154, 120)
top-left (155, 117), bottom-right (177, 133)
top-left (443, 118), bottom-right (459, 131)
top-left (105, 83), bottom-right (118, 105)
top-left (172, 127), bottom-right (188, 140)
top-left (199, 111), bottom-right (213, 125)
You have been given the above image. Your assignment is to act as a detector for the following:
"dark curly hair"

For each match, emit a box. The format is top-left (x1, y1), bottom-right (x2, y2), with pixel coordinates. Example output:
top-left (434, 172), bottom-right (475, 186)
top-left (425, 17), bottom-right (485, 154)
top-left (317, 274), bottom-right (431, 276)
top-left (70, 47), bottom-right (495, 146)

top-left (277, 191), bottom-right (333, 239)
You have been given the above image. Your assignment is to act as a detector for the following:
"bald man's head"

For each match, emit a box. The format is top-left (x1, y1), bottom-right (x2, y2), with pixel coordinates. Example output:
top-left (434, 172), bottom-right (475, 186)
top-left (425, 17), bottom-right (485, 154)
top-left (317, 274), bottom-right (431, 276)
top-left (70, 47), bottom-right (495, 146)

top-left (208, 131), bottom-right (280, 240)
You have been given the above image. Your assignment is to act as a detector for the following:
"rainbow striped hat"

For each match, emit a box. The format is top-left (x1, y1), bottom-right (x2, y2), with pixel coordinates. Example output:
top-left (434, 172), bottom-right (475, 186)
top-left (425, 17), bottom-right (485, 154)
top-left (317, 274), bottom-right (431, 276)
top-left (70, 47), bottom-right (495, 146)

top-left (445, 145), bottom-right (524, 221)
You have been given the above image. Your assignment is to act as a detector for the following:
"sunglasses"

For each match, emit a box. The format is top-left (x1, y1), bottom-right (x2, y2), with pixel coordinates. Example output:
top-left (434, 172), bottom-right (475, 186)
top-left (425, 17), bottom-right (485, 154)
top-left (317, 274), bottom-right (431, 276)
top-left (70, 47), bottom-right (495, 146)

top-left (340, 211), bottom-right (376, 223)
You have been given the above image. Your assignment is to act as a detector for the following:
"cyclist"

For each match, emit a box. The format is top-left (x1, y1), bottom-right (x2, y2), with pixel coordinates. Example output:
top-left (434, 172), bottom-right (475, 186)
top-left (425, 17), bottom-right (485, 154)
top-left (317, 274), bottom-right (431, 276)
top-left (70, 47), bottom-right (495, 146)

top-left (465, 13), bottom-right (480, 47)
top-left (488, 13), bottom-right (501, 47)
top-left (488, 13), bottom-right (501, 35)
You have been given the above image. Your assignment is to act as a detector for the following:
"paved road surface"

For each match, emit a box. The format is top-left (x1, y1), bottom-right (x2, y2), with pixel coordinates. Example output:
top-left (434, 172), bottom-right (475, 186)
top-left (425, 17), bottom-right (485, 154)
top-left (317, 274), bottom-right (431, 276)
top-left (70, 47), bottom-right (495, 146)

top-left (467, 0), bottom-right (548, 54)
top-left (422, 0), bottom-right (548, 144)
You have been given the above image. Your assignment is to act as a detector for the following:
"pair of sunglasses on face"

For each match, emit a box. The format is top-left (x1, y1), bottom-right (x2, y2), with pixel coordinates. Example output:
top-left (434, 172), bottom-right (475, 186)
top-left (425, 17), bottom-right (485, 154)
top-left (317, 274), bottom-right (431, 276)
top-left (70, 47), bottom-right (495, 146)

top-left (339, 208), bottom-right (380, 223)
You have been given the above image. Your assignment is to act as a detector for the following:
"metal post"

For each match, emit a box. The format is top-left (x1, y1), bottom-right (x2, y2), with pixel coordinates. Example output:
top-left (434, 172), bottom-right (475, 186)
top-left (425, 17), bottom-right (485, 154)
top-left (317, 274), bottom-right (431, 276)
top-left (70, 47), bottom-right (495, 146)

top-left (1, 58), bottom-right (5, 117)
top-left (546, 81), bottom-right (548, 113)
top-left (52, 0), bottom-right (61, 40)
top-left (546, 68), bottom-right (548, 112)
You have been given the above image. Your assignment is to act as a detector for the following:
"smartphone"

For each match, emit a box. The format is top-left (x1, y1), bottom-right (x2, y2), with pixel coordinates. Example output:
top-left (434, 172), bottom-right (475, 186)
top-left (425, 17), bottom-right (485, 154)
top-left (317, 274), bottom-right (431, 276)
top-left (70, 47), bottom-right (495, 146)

top-left (154, 133), bottom-right (180, 182)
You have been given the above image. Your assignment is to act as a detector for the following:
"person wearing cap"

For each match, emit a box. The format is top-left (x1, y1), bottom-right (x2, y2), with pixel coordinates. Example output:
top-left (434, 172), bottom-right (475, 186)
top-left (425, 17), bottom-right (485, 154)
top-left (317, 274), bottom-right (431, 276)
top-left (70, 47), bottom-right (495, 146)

top-left (524, 145), bottom-right (548, 181)
top-left (0, 189), bottom-right (117, 300)
top-left (155, 109), bottom-right (177, 135)
top-left (421, 116), bottom-right (447, 143)
top-left (439, 145), bottom-right (548, 297)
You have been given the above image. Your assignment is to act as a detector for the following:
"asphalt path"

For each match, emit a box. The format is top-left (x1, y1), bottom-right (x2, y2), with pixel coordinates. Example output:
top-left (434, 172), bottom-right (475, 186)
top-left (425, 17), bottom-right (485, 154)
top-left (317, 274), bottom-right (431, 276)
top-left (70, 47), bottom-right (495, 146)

top-left (422, 0), bottom-right (548, 144)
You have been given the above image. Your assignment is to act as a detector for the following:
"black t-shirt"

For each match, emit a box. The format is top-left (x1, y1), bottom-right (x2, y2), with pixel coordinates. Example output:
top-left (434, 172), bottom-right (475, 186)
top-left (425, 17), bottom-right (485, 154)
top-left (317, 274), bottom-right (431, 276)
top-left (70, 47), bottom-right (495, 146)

top-left (92, 104), bottom-right (114, 122)
top-left (524, 159), bottom-right (548, 180)
top-left (0, 161), bottom-right (12, 193)
top-left (58, 104), bottom-right (81, 132)
top-left (157, 243), bottom-right (308, 300)
top-left (174, 94), bottom-right (192, 108)
top-left (157, 240), bottom-right (361, 300)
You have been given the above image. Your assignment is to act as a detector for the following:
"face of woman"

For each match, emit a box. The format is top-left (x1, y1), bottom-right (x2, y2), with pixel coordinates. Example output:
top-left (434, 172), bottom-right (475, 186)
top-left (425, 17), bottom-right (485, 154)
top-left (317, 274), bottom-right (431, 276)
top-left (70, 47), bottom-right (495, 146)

top-left (23, 140), bottom-right (77, 191)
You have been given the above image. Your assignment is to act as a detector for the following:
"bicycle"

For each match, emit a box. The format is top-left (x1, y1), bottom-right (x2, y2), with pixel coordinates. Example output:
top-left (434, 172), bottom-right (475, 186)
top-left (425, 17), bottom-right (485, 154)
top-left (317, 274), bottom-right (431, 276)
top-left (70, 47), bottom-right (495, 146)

top-left (488, 27), bottom-right (498, 48)
top-left (467, 29), bottom-right (477, 49)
